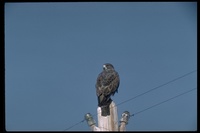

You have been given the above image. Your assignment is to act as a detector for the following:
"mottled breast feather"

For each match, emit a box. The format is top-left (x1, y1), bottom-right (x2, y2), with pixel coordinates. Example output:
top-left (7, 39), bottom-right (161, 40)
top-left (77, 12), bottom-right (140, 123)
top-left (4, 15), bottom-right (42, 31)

top-left (96, 69), bottom-right (120, 99)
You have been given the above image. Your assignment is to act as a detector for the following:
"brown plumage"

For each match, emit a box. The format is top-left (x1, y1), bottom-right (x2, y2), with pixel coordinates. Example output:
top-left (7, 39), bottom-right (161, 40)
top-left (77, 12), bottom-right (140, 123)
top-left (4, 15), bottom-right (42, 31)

top-left (95, 63), bottom-right (120, 108)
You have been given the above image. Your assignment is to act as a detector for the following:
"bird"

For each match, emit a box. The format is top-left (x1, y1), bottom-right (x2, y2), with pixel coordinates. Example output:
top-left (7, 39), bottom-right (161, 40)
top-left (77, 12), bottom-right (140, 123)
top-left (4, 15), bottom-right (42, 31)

top-left (95, 63), bottom-right (120, 116)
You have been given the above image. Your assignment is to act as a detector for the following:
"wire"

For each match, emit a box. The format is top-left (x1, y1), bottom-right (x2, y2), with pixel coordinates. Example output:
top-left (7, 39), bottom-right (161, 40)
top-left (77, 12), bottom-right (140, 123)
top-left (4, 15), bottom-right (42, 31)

top-left (64, 119), bottom-right (85, 131)
top-left (116, 70), bottom-right (196, 106)
top-left (64, 70), bottom-right (196, 130)
top-left (131, 87), bottom-right (197, 117)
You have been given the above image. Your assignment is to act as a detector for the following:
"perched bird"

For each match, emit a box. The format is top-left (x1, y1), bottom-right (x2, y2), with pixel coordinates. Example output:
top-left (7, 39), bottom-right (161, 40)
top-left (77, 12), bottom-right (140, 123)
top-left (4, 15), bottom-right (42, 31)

top-left (95, 63), bottom-right (120, 116)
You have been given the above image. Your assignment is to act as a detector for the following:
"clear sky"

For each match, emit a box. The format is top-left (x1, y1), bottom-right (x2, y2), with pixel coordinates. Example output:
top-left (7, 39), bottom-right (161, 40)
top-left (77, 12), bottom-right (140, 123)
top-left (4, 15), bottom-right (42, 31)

top-left (5, 2), bottom-right (197, 131)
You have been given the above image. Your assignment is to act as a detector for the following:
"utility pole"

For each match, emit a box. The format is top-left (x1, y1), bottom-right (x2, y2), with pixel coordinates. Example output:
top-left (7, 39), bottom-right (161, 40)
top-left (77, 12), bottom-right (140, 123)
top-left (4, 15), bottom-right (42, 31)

top-left (85, 101), bottom-right (130, 131)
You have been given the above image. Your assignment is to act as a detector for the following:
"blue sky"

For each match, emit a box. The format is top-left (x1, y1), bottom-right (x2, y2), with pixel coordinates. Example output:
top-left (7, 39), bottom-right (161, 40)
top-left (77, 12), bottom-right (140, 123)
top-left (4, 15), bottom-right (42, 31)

top-left (5, 2), bottom-right (197, 131)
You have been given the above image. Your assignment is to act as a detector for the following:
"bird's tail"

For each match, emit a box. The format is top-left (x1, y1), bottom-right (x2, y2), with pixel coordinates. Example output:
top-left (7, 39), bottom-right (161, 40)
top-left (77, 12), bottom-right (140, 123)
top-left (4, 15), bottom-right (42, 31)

top-left (99, 97), bottom-right (112, 116)
top-left (98, 94), bottom-right (103, 106)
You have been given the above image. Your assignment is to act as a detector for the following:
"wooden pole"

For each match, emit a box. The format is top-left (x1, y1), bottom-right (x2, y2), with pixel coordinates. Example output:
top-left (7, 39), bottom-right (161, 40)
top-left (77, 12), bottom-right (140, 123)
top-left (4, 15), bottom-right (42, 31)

top-left (85, 102), bottom-right (130, 131)
top-left (97, 101), bottom-right (118, 131)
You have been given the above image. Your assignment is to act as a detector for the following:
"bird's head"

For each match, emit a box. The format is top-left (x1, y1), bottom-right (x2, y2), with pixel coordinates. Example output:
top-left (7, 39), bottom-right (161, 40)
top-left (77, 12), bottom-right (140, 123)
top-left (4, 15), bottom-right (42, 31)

top-left (103, 63), bottom-right (115, 71)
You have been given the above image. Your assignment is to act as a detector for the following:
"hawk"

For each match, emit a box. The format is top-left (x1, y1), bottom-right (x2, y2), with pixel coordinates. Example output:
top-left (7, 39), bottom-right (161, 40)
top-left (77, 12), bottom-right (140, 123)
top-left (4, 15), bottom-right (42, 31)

top-left (95, 63), bottom-right (120, 116)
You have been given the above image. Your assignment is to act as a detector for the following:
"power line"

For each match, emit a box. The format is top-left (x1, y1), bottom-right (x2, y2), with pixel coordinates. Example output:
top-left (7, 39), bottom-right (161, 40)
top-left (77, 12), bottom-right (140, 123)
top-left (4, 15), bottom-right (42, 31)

top-left (116, 70), bottom-right (196, 106)
top-left (64, 119), bottom-right (85, 131)
top-left (64, 70), bottom-right (196, 130)
top-left (130, 87), bottom-right (196, 117)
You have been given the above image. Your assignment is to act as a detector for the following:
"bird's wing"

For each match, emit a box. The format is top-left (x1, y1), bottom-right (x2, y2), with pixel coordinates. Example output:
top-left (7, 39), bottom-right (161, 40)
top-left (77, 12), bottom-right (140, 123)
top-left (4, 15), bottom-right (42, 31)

top-left (96, 71), bottom-right (104, 97)
top-left (111, 72), bottom-right (120, 95)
